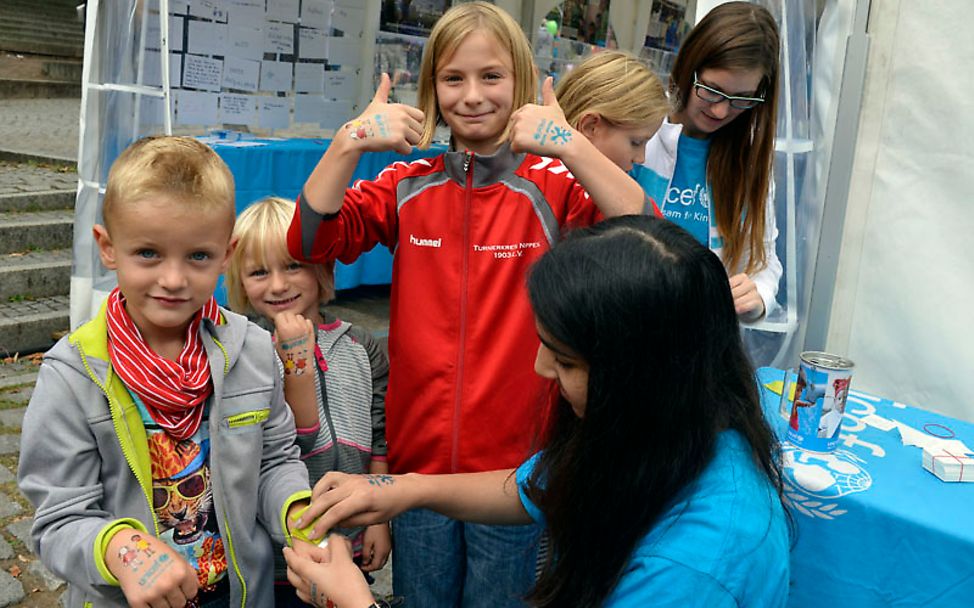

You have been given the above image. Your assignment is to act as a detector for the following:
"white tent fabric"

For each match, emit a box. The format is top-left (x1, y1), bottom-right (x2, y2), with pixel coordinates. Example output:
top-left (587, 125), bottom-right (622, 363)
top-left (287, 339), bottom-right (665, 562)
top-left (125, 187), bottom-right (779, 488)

top-left (827, 0), bottom-right (974, 421)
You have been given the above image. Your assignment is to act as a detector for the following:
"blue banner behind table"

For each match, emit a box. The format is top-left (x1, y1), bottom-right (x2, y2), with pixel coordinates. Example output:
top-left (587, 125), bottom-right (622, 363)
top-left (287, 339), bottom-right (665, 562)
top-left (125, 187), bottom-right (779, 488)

top-left (757, 367), bottom-right (974, 607)
top-left (210, 138), bottom-right (445, 300)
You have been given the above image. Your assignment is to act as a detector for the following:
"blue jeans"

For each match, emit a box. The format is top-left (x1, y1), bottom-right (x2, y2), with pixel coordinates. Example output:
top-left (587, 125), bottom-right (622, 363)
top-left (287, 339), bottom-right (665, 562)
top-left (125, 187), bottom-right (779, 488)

top-left (392, 508), bottom-right (542, 607)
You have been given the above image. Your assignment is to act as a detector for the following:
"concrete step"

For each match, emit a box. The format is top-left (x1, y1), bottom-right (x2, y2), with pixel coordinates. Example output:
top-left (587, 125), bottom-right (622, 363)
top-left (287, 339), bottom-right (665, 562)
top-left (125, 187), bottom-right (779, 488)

top-left (0, 52), bottom-right (83, 83)
top-left (0, 78), bottom-right (80, 98)
top-left (0, 209), bottom-right (74, 254)
top-left (0, 294), bottom-right (69, 356)
top-left (0, 37), bottom-right (83, 59)
top-left (0, 248), bottom-right (71, 299)
top-left (0, 159), bottom-right (77, 210)
top-left (0, 189), bottom-right (75, 212)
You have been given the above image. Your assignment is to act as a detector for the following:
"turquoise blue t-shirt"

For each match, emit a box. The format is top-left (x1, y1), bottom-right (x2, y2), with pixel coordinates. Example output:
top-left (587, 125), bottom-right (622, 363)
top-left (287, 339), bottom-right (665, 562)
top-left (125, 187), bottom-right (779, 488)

top-left (662, 134), bottom-right (712, 246)
top-left (516, 431), bottom-right (789, 607)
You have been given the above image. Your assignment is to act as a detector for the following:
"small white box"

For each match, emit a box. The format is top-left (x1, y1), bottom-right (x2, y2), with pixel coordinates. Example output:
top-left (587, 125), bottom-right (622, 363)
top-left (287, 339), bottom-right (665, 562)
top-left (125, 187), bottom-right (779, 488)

top-left (923, 448), bottom-right (974, 482)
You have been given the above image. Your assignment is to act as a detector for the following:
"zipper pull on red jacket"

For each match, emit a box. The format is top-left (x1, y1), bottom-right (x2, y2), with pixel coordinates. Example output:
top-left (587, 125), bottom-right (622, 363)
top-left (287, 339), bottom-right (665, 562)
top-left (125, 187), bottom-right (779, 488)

top-left (463, 150), bottom-right (472, 173)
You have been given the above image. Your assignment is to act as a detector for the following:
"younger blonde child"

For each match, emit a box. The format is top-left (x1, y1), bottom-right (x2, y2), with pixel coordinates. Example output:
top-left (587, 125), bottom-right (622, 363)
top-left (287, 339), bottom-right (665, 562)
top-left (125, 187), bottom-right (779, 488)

top-left (225, 196), bottom-right (391, 605)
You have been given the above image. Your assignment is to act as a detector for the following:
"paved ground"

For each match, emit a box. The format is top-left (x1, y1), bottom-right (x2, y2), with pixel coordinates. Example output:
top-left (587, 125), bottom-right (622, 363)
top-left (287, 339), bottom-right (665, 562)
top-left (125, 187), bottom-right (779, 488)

top-left (0, 160), bottom-right (76, 194)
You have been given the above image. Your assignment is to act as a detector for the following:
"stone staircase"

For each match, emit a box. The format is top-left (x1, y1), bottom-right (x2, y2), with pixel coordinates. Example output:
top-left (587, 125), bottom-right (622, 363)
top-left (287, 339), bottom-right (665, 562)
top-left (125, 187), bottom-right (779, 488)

top-left (0, 0), bottom-right (84, 59)
top-left (0, 159), bottom-right (74, 357)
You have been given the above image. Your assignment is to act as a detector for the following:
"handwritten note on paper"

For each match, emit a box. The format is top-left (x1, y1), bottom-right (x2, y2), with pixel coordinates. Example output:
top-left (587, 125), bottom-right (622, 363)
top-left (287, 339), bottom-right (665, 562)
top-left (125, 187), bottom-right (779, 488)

top-left (294, 94), bottom-right (326, 124)
top-left (298, 27), bottom-right (327, 60)
top-left (264, 22), bottom-right (295, 54)
top-left (222, 56), bottom-right (260, 91)
top-left (187, 21), bottom-right (227, 56)
top-left (301, 0), bottom-right (331, 29)
top-left (177, 90), bottom-right (219, 125)
top-left (331, 4), bottom-right (364, 37)
top-left (323, 71), bottom-right (354, 98)
top-left (294, 63), bottom-right (324, 93)
top-left (326, 37), bottom-right (361, 67)
top-left (183, 55), bottom-right (224, 91)
top-left (258, 96), bottom-right (291, 129)
top-left (227, 0), bottom-right (264, 27)
top-left (143, 50), bottom-right (182, 88)
top-left (266, 0), bottom-right (300, 23)
top-left (219, 93), bottom-right (257, 124)
top-left (227, 26), bottom-right (263, 61)
top-left (260, 60), bottom-right (293, 92)
top-left (146, 15), bottom-right (184, 52)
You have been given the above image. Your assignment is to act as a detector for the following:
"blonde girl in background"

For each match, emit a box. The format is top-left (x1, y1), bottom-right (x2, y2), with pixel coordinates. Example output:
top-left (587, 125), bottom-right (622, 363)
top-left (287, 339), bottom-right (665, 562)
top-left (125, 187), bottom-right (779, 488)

top-left (225, 197), bottom-right (391, 607)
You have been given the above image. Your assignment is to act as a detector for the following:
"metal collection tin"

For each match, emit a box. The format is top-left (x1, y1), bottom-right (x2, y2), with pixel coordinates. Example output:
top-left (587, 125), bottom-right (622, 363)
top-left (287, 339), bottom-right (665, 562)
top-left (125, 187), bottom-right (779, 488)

top-left (786, 351), bottom-right (855, 452)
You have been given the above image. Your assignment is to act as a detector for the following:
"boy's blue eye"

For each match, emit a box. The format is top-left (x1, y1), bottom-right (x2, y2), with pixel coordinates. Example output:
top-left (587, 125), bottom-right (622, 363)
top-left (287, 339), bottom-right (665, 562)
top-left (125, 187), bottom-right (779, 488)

top-left (189, 251), bottom-right (210, 262)
top-left (137, 249), bottom-right (157, 259)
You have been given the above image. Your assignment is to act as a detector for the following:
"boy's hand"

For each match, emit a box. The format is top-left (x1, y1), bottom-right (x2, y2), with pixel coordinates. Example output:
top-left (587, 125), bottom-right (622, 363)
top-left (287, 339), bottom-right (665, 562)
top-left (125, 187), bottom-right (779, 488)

top-left (342, 72), bottom-right (425, 155)
top-left (106, 529), bottom-right (198, 608)
top-left (508, 77), bottom-right (577, 158)
top-left (284, 536), bottom-right (375, 608)
top-left (274, 313), bottom-right (315, 377)
top-left (359, 523), bottom-right (391, 572)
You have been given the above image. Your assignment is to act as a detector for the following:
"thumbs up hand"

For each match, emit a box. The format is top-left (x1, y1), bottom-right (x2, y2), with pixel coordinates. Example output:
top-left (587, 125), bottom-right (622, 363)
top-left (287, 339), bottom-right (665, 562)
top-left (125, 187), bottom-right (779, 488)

top-left (341, 72), bottom-right (426, 155)
top-left (508, 76), bottom-right (576, 158)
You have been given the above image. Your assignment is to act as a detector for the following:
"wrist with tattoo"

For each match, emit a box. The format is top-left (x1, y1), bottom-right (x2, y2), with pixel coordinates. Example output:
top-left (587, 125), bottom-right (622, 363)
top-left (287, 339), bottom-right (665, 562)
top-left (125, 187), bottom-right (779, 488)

top-left (279, 334), bottom-right (312, 377)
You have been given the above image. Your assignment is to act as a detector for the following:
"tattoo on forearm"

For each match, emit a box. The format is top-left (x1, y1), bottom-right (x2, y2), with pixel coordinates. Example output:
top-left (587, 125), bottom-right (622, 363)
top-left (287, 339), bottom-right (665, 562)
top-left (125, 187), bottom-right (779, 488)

top-left (283, 353), bottom-right (309, 376)
top-left (533, 120), bottom-right (572, 146)
top-left (366, 474), bottom-right (395, 487)
top-left (279, 335), bottom-right (309, 350)
top-left (137, 553), bottom-right (173, 587)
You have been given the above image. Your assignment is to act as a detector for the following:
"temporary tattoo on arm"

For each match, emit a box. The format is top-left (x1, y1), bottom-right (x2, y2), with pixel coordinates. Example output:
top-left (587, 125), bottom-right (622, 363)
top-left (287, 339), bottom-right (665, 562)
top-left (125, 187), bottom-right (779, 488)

top-left (117, 545), bottom-right (144, 571)
top-left (366, 474), bottom-right (395, 487)
top-left (347, 114), bottom-right (390, 140)
top-left (310, 582), bottom-right (330, 607)
top-left (279, 335), bottom-right (310, 350)
top-left (137, 553), bottom-right (173, 587)
top-left (533, 120), bottom-right (572, 146)
top-left (283, 352), bottom-right (309, 376)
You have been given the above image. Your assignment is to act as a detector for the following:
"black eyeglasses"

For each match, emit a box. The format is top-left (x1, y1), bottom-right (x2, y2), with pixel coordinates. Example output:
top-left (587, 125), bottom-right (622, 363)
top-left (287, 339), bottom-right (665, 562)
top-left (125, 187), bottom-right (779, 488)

top-left (692, 72), bottom-right (765, 110)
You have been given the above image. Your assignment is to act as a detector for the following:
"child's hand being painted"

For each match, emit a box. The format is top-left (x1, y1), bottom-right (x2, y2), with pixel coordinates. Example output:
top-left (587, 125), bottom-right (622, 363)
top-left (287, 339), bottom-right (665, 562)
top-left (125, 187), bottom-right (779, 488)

top-left (274, 312), bottom-right (316, 377)
top-left (509, 76), bottom-right (577, 158)
top-left (342, 72), bottom-right (426, 155)
top-left (106, 529), bottom-right (199, 608)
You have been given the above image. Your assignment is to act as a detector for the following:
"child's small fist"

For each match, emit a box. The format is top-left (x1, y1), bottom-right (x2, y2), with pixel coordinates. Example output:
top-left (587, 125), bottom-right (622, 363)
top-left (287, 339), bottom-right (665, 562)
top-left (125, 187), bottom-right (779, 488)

top-left (107, 530), bottom-right (198, 608)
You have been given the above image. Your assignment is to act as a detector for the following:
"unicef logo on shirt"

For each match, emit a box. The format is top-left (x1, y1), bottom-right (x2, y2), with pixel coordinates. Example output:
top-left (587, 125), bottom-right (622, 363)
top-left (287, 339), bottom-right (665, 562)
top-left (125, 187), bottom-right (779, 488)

top-left (780, 444), bottom-right (872, 519)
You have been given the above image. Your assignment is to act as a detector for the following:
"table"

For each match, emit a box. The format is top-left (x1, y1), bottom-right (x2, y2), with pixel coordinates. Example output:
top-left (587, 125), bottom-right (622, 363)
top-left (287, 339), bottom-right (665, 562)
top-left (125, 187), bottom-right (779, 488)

top-left (211, 138), bottom-right (444, 291)
top-left (757, 367), bottom-right (974, 607)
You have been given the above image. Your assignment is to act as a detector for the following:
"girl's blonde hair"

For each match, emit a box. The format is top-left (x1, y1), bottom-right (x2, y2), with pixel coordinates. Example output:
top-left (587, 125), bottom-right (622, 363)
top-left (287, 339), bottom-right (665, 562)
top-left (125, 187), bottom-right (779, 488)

top-left (226, 196), bottom-right (334, 315)
top-left (416, 1), bottom-right (536, 148)
top-left (556, 51), bottom-right (670, 130)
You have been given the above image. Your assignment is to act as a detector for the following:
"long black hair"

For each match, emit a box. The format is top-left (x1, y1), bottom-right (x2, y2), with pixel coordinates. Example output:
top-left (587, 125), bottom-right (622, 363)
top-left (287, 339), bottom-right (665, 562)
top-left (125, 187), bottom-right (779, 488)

top-left (524, 215), bottom-right (784, 607)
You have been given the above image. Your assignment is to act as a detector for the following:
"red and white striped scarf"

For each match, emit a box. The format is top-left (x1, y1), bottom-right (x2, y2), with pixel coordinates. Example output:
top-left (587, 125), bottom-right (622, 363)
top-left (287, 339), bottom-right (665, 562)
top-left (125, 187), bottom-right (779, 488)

top-left (105, 287), bottom-right (220, 440)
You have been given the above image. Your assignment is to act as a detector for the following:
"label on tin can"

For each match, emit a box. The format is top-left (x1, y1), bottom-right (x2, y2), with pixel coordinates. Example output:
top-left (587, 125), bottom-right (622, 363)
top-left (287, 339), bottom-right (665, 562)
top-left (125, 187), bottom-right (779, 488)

top-left (786, 352), bottom-right (855, 452)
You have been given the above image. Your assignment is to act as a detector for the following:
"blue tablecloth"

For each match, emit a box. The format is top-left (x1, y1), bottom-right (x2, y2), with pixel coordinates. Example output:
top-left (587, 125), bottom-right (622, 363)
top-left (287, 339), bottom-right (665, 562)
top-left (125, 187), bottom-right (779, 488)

top-left (757, 367), bottom-right (974, 607)
top-left (211, 138), bottom-right (443, 292)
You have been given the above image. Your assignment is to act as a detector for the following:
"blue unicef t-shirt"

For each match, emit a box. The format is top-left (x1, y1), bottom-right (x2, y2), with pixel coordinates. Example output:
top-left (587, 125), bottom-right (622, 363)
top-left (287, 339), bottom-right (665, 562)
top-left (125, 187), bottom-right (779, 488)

top-left (516, 431), bottom-right (790, 607)
top-left (662, 134), bottom-right (712, 246)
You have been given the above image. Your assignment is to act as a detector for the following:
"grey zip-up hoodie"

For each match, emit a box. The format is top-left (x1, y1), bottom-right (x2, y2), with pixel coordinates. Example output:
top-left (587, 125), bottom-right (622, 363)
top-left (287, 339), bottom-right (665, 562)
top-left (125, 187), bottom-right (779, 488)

top-left (17, 302), bottom-right (311, 607)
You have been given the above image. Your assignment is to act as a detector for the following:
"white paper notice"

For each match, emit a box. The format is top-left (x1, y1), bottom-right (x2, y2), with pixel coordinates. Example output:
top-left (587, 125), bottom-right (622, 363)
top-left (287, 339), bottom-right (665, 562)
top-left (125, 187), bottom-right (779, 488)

top-left (222, 56), bottom-right (260, 91)
top-left (298, 27), bottom-right (327, 60)
top-left (300, 0), bottom-right (331, 29)
top-left (266, 0), bottom-right (300, 23)
top-left (264, 22), bottom-right (295, 54)
top-left (260, 60), bottom-right (292, 91)
top-left (177, 90), bottom-right (219, 124)
top-left (331, 4), bottom-right (364, 37)
top-left (321, 100), bottom-right (353, 129)
top-left (139, 95), bottom-right (174, 126)
top-left (148, 0), bottom-right (188, 13)
top-left (327, 37), bottom-right (361, 67)
top-left (183, 55), bottom-right (224, 91)
top-left (258, 96), bottom-right (291, 129)
top-left (323, 71), bottom-right (354, 97)
top-left (189, 0), bottom-right (216, 20)
top-left (142, 51), bottom-right (182, 88)
top-left (227, 26), bottom-right (263, 61)
top-left (146, 15), bottom-right (184, 52)
top-left (294, 94), bottom-right (326, 123)
top-left (187, 21), bottom-right (227, 56)
top-left (227, 0), bottom-right (264, 27)
top-left (294, 63), bottom-right (324, 93)
top-left (219, 93), bottom-right (257, 124)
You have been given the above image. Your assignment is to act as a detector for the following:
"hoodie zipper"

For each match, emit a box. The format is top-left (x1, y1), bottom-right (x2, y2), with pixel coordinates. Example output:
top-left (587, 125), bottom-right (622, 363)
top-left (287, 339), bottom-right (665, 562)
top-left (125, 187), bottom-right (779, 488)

top-left (451, 150), bottom-right (473, 473)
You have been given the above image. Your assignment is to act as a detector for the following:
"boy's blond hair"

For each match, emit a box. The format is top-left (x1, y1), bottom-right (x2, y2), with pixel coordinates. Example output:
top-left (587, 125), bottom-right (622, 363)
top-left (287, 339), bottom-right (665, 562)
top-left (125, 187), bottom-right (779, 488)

top-left (416, 1), bottom-right (536, 148)
top-left (226, 196), bottom-right (335, 315)
top-left (102, 136), bottom-right (235, 231)
top-left (556, 51), bottom-right (670, 130)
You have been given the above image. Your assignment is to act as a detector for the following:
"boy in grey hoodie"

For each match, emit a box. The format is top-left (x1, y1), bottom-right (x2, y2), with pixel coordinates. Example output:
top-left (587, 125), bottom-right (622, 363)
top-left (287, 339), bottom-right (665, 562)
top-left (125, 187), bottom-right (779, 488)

top-left (18, 136), bottom-right (313, 608)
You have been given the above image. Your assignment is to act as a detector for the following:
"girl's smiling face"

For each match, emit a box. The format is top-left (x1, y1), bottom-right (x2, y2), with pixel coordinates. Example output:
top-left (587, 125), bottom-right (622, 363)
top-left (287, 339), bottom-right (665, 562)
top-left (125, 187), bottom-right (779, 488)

top-left (435, 31), bottom-right (515, 155)
top-left (534, 321), bottom-right (590, 418)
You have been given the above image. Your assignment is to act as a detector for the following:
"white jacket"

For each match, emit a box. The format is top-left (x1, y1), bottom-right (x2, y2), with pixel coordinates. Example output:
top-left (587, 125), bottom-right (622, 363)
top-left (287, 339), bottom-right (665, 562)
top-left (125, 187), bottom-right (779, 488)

top-left (635, 118), bottom-right (782, 320)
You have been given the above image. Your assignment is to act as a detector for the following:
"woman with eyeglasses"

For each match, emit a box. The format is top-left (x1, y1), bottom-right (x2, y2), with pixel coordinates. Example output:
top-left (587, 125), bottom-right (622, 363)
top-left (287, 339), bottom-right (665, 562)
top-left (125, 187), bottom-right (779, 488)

top-left (633, 1), bottom-right (782, 322)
